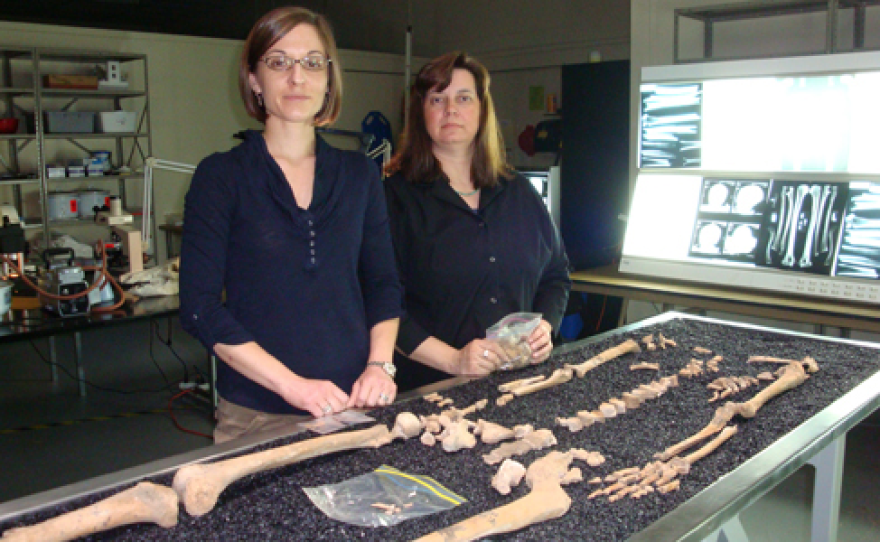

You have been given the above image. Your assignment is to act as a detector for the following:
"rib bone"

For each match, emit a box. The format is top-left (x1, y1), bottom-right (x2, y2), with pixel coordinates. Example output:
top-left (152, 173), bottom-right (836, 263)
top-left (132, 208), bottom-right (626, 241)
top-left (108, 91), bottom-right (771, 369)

top-left (172, 424), bottom-right (393, 516)
top-left (511, 368), bottom-right (573, 396)
top-left (0, 482), bottom-right (178, 542)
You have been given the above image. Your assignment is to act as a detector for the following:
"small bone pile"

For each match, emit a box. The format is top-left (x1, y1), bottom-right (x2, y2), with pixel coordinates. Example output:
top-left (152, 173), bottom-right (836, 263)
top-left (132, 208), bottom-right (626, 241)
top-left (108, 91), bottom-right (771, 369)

top-left (491, 448), bottom-right (605, 495)
top-left (555, 375), bottom-right (679, 433)
top-left (423, 392), bottom-right (454, 408)
top-left (679, 359), bottom-right (704, 378)
top-left (641, 333), bottom-right (677, 351)
top-left (483, 429), bottom-right (557, 465)
top-left (707, 375), bottom-right (759, 402)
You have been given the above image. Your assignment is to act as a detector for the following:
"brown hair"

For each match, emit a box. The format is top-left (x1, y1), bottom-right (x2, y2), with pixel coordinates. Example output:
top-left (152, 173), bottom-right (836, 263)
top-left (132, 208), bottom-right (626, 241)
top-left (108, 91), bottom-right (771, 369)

top-left (385, 51), bottom-right (511, 187)
top-left (238, 6), bottom-right (343, 126)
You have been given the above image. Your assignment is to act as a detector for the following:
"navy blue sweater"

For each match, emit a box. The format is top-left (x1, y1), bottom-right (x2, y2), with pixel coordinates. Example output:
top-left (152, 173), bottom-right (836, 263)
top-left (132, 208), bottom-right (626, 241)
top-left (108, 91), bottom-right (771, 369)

top-left (180, 131), bottom-right (403, 414)
top-left (385, 170), bottom-right (571, 391)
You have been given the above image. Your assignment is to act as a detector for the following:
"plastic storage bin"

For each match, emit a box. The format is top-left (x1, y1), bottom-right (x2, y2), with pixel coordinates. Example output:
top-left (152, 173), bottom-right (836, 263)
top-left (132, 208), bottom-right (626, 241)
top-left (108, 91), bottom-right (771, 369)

top-left (44, 112), bottom-right (95, 134)
top-left (47, 192), bottom-right (79, 220)
top-left (96, 111), bottom-right (137, 133)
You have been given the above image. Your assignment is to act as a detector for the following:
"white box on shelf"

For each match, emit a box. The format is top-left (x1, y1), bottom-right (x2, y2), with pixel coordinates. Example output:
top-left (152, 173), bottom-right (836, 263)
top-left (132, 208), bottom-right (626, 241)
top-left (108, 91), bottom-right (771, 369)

top-left (96, 111), bottom-right (137, 133)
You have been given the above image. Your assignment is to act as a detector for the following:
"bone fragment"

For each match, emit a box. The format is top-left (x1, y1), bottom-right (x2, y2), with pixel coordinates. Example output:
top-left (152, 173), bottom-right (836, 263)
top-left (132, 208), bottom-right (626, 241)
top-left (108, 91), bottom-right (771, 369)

top-left (172, 424), bottom-right (392, 516)
top-left (622, 393), bottom-right (642, 410)
top-left (658, 479), bottom-right (681, 494)
top-left (496, 393), bottom-right (515, 406)
top-left (658, 334), bottom-right (677, 349)
top-left (598, 403), bottom-right (617, 419)
top-left (566, 339), bottom-right (642, 378)
top-left (474, 420), bottom-right (516, 444)
top-left (483, 429), bottom-right (557, 465)
top-left (511, 368), bottom-right (573, 397)
top-left (416, 451), bottom-right (574, 542)
top-left (588, 477), bottom-right (603, 485)
top-left (561, 468), bottom-right (583, 486)
top-left (609, 398), bottom-right (626, 414)
top-left (641, 334), bottom-right (654, 346)
top-left (684, 425), bottom-right (738, 464)
top-left (498, 375), bottom-right (546, 393)
top-left (556, 417), bottom-right (584, 432)
top-left (757, 372), bottom-right (775, 381)
top-left (391, 412), bottom-right (423, 440)
top-left (423, 392), bottom-right (443, 403)
top-left (736, 362), bottom-right (808, 418)
top-left (513, 424), bottom-right (535, 439)
top-left (693, 347), bottom-right (712, 355)
top-left (571, 449), bottom-right (606, 467)
top-left (439, 420), bottom-right (478, 453)
top-left (437, 398), bottom-right (454, 407)
top-left (679, 359), bottom-right (704, 378)
top-left (748, 355), bottom-right (820, 373)
top-left (491, 459), bottom-right (527, 495)
top-left (0, 482), bottom-right (178, 542)
top-left (576, 411), bottom-right (599, 427)
top-left (630, 362), bottom-right (660, 371)
top-left (420, 415), bottom-right (442, 434)
top-left (420, 431), bottom-right (436, 446)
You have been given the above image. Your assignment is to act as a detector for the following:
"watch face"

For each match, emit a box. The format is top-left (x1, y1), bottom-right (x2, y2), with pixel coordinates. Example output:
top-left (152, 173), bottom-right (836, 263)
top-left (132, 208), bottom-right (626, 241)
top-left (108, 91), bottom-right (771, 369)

top-left (384, 362), bottom-right (396, 378)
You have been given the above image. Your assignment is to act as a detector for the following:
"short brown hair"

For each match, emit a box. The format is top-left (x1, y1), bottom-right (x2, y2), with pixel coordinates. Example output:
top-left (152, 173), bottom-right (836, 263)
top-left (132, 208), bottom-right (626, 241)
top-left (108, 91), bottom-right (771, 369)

top-left (386, 51), bottom-right (510, 187)
top-left (239, 6), bottom-right (343, 126)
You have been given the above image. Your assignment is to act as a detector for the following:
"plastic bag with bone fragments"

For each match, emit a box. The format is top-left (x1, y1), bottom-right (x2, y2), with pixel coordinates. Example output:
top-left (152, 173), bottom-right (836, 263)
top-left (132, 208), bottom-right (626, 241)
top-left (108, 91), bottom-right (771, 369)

top-left (302, 465), bottom-right (466, 527)
top-left (487, 312), bottom-right (543, 370)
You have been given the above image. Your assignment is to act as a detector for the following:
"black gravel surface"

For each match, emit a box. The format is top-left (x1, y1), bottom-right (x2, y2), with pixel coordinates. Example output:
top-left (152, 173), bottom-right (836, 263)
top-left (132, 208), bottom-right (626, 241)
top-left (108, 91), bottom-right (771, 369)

top-left (3, 316), bottom-right (880, 541)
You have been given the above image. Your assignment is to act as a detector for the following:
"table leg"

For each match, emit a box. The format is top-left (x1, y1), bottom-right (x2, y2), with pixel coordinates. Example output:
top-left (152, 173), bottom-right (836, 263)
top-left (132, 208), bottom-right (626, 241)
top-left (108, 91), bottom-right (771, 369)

top-left (49, 336), bottom-right (58, 383)
top-left (808, 435), bottom-right (844, 542)
top-left (74, 331), bottom-right (86, 398)
top-left (702, 513), bottom-right (750, 542)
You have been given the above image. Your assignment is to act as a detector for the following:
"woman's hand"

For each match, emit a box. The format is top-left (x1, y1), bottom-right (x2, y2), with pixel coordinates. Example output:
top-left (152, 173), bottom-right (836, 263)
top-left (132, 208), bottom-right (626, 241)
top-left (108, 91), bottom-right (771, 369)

top-left (457, 339), bottom-right (509, 376)
top-left (279, 377), bottom-right (350, 418)
top-left (528, 319), bottom-right (554, 364)
top-left (348, 365), bottom-right (397, 409)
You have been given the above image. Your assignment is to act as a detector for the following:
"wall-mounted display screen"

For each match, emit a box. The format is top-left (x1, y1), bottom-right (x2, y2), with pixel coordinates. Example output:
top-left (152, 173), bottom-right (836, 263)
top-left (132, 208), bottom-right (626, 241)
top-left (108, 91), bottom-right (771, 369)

top-left (625, 51), bottom-right (880, 303)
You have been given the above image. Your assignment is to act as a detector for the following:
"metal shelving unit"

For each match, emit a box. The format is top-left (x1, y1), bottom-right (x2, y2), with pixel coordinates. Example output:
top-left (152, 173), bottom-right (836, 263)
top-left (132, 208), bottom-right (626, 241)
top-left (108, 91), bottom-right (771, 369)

top-left (0, 45), bottom-right (151, 245)
top-left (674, 0), bottom-right (880, 63)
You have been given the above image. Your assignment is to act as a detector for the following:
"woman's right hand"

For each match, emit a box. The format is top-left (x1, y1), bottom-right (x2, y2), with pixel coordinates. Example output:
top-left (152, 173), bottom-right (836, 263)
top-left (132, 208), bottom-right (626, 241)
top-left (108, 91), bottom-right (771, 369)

top-left (280, 377), bottom-right (350, 418)
top-left (456, 339), bottom-right (510, 376)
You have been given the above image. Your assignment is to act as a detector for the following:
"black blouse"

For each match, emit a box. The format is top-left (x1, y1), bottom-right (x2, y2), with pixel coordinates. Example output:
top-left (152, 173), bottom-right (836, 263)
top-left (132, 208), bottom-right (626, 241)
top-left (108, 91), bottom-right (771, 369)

top-left (385, 170), bottom-right (571, 391)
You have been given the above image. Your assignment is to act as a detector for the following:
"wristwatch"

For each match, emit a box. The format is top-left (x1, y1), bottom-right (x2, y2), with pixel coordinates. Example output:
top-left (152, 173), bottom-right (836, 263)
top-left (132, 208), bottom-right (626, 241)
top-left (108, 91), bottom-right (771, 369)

top-left (367, 361), bottom-right (396, 379)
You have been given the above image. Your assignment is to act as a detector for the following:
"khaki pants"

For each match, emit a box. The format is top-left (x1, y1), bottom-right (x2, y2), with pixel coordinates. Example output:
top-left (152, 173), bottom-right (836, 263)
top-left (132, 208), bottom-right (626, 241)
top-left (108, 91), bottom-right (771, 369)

top-left (214, 398), bottom-right (311, 444)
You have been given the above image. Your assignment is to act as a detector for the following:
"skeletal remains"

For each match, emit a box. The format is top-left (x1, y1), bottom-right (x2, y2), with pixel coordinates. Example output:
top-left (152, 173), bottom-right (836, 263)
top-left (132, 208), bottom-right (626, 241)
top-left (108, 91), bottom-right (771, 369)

top-left (2, 336), bottom-right (820, 542)
top-left (0, 482), bottom-right (178, 542)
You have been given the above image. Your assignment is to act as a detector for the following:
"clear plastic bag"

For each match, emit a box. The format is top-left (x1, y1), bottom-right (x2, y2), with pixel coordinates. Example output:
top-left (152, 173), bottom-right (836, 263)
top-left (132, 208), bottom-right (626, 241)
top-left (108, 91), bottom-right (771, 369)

top-left (486, 312), bottom-right (543, 370)
top-left (302, 465), bottom-right (466, 527)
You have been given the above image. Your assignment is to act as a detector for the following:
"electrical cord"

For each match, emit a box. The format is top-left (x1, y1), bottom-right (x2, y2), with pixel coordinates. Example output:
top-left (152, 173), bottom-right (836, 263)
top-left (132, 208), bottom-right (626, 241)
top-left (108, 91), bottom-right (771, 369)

top-left (150, 317), bottom-right (190, 382)
top-left (28, 340), bottom-right (178, 395)
top-left (167, 389), bottom-right (213, 439)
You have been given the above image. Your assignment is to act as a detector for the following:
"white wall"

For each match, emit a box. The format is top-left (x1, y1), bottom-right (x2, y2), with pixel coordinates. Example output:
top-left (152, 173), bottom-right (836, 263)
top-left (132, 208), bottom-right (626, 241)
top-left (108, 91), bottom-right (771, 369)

top-left (0, 21), bottom-right (422, 260)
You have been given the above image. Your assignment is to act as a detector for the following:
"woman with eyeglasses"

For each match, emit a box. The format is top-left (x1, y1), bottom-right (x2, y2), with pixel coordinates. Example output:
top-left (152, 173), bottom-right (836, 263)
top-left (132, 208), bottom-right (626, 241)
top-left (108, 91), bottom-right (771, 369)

top-left (180, 7), bottom-right (402, 443)
top-left (384, 52), bottom-right (571, 392)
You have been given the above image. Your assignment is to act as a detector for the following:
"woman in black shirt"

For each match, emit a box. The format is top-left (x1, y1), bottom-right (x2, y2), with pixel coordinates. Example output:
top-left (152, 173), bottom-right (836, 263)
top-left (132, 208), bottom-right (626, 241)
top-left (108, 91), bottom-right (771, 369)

top-left (384, 52), bottom-right (571, 392)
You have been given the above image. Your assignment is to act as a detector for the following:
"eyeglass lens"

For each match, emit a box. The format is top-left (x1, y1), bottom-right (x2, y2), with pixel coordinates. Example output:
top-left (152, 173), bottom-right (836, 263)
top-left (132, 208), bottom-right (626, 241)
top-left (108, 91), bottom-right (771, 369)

top-left (262, 54), bottom-right (328, 72)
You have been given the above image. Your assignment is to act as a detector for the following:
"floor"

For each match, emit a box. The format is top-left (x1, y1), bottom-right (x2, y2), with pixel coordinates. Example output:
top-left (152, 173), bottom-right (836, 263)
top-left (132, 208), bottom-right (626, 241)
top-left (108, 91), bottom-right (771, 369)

top-left (1, 317), bottom-right (879, 541)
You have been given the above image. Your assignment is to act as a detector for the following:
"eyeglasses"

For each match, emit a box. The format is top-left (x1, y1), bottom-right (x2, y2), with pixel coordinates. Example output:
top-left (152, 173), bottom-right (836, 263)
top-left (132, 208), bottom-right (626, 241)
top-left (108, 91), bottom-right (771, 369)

top-left (260, 53), bottom-right (330, 72)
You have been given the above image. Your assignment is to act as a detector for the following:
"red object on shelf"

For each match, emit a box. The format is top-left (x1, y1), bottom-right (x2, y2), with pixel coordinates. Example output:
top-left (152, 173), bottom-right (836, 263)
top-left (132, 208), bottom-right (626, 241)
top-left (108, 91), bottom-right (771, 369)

top-left (0, 118), bottom-right (19, 134)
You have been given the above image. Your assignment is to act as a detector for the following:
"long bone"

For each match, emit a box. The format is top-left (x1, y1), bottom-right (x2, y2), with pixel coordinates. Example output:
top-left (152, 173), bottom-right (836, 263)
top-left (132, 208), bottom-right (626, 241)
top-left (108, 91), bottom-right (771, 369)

top-left (415, 451), bottom-right (576, 542)
top-left (812, 185), bottom-right (832, 257)
top-left (781, 184), bottom-right (810, 267)
top-left (772, 186), bottom-right (794, 253)
top-left (798, 185), bottom-right (823, 267)
top-left (0, 482), bottom-right (178, 542)
top-left (655, 361), bottom-right (809, 461)
top-left (510, 368), bottom-right (573, 397)
top-left (172, 424), bottom-right (393, 516)
top-left (819, 185), bottom-right (838, 254)
top-left (766, 186), bottom-right (791, 262)
top-left (565, 339), bottom-right (641, 378)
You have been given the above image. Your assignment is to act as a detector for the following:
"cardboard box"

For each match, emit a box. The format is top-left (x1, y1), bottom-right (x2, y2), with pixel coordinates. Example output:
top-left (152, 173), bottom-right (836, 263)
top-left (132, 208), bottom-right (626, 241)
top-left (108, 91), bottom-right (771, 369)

top-left (43, 75), bottom-right (99, 90)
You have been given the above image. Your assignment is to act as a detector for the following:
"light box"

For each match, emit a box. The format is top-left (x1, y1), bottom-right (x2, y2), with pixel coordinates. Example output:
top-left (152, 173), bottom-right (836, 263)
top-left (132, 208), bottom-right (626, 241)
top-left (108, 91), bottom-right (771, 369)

top-left (621, 51), bottom-right (880, 304)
